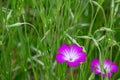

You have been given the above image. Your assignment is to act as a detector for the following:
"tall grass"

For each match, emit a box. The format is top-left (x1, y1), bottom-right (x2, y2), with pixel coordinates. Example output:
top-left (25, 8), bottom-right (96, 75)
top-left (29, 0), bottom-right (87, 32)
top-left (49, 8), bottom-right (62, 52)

top-left (0, 0), bottom-right (120, 80)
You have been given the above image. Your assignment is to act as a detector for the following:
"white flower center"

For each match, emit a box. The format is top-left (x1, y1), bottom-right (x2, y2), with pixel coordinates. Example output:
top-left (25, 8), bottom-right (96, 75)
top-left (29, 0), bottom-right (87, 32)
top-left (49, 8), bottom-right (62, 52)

top-left (104, 64), bottom-right (111, 72)
top-left (63, 49), bottom-right (79, 62)
top-left (97, 64), bottom-right (111, 73)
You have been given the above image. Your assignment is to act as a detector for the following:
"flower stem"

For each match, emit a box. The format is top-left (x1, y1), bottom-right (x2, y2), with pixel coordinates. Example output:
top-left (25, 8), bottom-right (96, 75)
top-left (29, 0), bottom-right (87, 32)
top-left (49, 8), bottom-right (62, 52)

top-left (101, 74), bottom-right (104, 80)
top-left (70, 68), bottom-right (74, 80)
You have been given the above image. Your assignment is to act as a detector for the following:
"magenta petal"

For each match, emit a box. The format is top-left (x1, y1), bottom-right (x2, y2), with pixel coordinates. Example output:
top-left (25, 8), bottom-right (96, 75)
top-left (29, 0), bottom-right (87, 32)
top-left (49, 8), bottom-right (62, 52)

top-left (56, 44), bottom-right (86, 67)
top-left (58, 44), bottom-right (70, 54)
top-left (91, 67), bottom-right (100, 74)
top-left (90, 58), bottom-right (118, 78)
top-left (70, 44), bottom-right (86, 62)
top-left (101, 72), bottom-right (112, 78)
top-left (56, 54), bottom-right (65, 63)
top-left (91, 58), bottom-right (99, 67)
top-left (90, 58), bottom-right (100, 74)
top-left (70, 44), bottom-right (83, 53)
top-left (101, 72), bottom-right (105, 77)
top-left (111, 62), bottom-right (118, 73)
top-left (78, 52), bottom-right (86, 62)
top-left (104, 59), bottom-right (118, 73)
top-left (104, 59), bottom-right (111, 66)
top-left (108, 72), bottom-right (112, 78)
top-left (67, 61), bottom-right (79, 66)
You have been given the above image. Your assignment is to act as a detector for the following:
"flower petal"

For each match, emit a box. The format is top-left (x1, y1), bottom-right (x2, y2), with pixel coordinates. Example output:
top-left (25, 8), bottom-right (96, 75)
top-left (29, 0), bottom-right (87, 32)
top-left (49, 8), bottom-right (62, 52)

top-left (78, 52), bottom-right (86, 62)
top-left (70, 44), bottom-right (86, 62)
top-left (101, 72), bottom-right (105, 77)
top-left (58, 44), bottom-right (70, 55)
top-left (67, 60), bottom-right (79, 66)
top-left (104, 59), bottom-right (111, 66)
top-left (101, 72), bottom-right (112, 78)
top-left (90, 58), bottom-right (100, 74)
top-left (56, 54), bottom-right (65, 63)
top-left (91, 58), bottom-right (100, 67)
top-left (104, 59), bottom-right (118, 73)
top-left (70, 44), bottom-right (83, 54)
top-left (90, 59), bottom-right (118, 78)
top-left (91, 66), bottom-right (100, 74)
top-left (111, 62), bottom-right (118, 73)
top-left (56, 44), bottom-right (87, 67)
top-left (108, 72), bottom-right (112, 78)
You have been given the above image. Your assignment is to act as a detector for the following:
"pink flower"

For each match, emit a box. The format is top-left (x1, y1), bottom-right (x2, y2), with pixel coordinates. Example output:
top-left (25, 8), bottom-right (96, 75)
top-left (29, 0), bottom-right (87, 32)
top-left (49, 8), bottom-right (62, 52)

top-left (56, 44), bottom-right (86, 66)
top-left (90, 58), bottom-right (118, 78)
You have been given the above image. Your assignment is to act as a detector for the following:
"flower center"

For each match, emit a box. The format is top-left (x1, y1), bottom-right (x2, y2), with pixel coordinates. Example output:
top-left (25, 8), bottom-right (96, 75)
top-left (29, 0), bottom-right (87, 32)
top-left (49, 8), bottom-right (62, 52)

top-left (69, 58), bottom-right (73, 61)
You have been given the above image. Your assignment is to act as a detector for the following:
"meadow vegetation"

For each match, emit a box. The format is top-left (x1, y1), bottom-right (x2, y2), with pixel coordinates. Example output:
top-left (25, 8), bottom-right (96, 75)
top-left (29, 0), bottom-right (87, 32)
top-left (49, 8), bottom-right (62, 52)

top-left (0, 0), bottom-right (120, 80)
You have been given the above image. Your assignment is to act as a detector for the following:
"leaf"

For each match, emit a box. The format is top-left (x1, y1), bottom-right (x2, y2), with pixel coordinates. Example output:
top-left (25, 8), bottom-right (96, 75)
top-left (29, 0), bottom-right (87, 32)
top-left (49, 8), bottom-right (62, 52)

top-left (94, 27), bottom-right (114, 35)
top-left (92, 37), bottom-right (99, 47)
top-left (65, 32), bottom-right (79, 45)
top-left (7, 10), bottom-right (12, 21)
top-left (88, 73), bottom-right (95, 80)
top-left (76, 36), bottom-right (91, 39)
top-left (6, 22), bottom-right (27, 28)
top-left (0, 41), bottom-right (2, 45)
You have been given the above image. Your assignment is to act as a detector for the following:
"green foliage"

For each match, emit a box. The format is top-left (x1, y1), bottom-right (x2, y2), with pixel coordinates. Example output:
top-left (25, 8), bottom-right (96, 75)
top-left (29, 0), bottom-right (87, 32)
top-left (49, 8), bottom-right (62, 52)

top-left (0, 0), bottom-right (120, 80)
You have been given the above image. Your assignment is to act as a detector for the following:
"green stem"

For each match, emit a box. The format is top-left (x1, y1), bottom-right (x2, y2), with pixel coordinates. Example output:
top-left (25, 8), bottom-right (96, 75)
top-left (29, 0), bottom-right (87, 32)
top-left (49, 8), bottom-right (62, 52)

top-left (70, 68), bottom-right (74, 80)
top-left (105, 75), bottom-right (109, 80)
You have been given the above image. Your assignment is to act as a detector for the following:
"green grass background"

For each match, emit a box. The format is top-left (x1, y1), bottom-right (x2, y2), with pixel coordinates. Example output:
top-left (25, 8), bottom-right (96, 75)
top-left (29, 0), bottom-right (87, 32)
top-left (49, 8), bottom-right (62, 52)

top-left (0, 0), bottom-right (120, 80)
